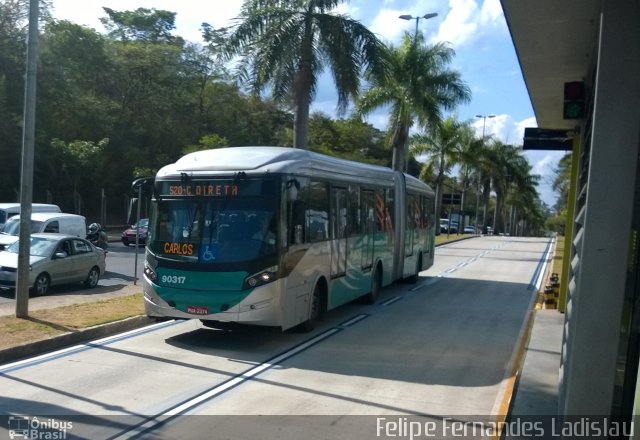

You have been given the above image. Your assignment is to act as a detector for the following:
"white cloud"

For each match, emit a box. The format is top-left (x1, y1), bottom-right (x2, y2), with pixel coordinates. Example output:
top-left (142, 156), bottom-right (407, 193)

top-left (436, 0), bottom-right (479, 46)
top-left (469, 114), bottom-right (564, 207)
top-left (368, 0), bottom-right (443, 45)
top-left (471, 113), bottom-right (535, 145)
top-left (435, 0), bottom-right (507, 48)
top-left (479, 0), bottom-right (504, 25)
top-left (368, 8), bottom-right (410, 43)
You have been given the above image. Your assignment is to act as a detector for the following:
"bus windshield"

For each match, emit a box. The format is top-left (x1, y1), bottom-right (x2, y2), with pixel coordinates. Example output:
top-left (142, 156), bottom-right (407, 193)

top-left (148, 198), bottom-right (278, 263)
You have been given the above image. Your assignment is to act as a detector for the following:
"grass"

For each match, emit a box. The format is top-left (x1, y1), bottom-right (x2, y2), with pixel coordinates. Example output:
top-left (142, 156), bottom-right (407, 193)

top-left (435, 232), bottom-right (469, 246)
top-left (0, 293), bottom-right (144, 350)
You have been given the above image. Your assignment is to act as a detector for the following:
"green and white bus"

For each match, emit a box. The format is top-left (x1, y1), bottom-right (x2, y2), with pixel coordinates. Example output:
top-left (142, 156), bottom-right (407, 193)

top-left (143, 147), bottom-right (436, 331)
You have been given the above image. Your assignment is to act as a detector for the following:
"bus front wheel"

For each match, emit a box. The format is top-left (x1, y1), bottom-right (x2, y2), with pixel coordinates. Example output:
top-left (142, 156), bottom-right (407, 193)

top-left (301, 285), bottom-right (322, 332)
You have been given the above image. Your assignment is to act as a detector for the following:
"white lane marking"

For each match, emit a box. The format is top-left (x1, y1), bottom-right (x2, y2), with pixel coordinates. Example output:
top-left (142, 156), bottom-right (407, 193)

top-left (112, 326), bottom-right (347, 439)
top-left (0, 320), bottom-right (180, 374)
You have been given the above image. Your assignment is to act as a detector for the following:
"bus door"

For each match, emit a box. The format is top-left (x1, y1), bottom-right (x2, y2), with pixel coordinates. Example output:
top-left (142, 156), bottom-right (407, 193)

top-left (405, 194), bottom-right (416, 258)
top-left (330, 187), bottom-right (347, 278)
top-left (361, 190), bottom-right (375, 270)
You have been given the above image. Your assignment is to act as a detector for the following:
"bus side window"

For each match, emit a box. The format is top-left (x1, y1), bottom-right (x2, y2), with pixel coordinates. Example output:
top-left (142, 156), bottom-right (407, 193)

top-left (290, 200), bottom-right (305, 245)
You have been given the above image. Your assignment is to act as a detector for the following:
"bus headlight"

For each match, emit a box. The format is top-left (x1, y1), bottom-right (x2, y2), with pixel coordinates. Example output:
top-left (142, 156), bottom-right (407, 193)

top-left (144, 265), bottom-right (158, 283)
top-left (243, 266), bottom-right (278, 290)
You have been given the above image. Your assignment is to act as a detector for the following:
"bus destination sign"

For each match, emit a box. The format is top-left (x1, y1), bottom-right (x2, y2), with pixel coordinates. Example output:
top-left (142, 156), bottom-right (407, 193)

top-left (163, 183), bottom-right (238, 197)
top-left (158, 179), bottom-right (273, 197)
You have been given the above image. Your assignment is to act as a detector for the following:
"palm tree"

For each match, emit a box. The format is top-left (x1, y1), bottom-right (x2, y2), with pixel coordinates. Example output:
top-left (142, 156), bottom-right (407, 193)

top-left (506, 171), bottom-right (542, 235)
top-left (485, 141), bottom-right (539, 234)
top-left (455, 123), bottom-right (483, 230)
top-left (410, 117), bottom-right (464, 223)
top-left (223, 0), bottom-right (387, 149)
top-left (357, 33), bottom-right (470, 172)
top-left (473, 138), bottom-right (495, 231)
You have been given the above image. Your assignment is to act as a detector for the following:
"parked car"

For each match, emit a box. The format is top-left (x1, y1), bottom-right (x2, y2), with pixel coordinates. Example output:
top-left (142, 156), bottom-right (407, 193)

top-left (439, 219), bottom-right (449, 233)
top-left (439, 218), bottom-right (459, 234)
top-left (0, 212), bottom-right (87, 250)
top-left (121, 218), bottom-right (149, 246)
top-left (0, 203), bottom-right (60, 231)
top-left (463, 225), bottom-right (477, 234)
top-left (0, 233), bottom-right (106, 296)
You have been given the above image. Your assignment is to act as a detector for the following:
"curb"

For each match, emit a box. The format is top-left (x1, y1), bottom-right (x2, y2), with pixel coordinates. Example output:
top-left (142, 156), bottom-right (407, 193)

top-left (0, 315), bottom-right (153, 365)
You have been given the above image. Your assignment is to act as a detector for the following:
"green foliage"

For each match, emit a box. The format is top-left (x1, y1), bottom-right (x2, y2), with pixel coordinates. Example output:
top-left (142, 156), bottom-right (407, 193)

top-left (223, 0), bottom-right (387, 149)
top-left (51, 138), bottom-right (108, 164)
top-left (0, 2), bottom-right (550, 233)
top-left (133, 167), bottom-right (157, 179)
top-left (546, 210), bottom-right (568, 235)
top-left (410, 117), bottom-right (464, 218)
top-left (552, 153), bottom-right (572, 213)
top-left (307, 113), bottom-right (389, 166)
top-left (357, 35), bottom-right (471, 171)
top-left (100, 7), bottom-right (180, 43)
top-left (182, 134), bottom-right (229, 155)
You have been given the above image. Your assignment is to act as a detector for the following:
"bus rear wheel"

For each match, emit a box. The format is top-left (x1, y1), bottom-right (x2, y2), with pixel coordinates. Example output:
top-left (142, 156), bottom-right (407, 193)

top-left (362, 266), bottom-right (381, 305)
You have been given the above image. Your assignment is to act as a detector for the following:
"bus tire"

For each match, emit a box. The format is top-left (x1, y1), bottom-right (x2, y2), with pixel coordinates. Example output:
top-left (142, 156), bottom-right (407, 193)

top-left (362, 265), bottom-right (381, 305)
top-left (406, 254), bottom-right (422, 284)
top-left (301, 285), bottom-right (322, 332)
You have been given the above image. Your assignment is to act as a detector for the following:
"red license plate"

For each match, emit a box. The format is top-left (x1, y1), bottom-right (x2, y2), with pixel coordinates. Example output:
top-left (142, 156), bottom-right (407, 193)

top-left (187, 305), bottom-right (209, 315)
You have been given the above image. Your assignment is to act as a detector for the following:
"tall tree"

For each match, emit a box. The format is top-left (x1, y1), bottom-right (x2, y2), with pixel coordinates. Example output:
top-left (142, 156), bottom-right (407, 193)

top-left (307, 113), bottom-right (388, 164)
top-left (357, 34), bottom-right (470, 172)
top-left (100, 7), bottom-right (180, 43)
top-left (221, 0), bottom-right (387, 149)
top-left (552, 153), bottom-right (572, 213)
top-left (455, 123), bottom-right (483, 229)
top-left (0, 0), bottom-right (53, 200)
top-left (410, 117), bottom-right (464, 222)
top-left (484, 141), bottom-right (539, 234)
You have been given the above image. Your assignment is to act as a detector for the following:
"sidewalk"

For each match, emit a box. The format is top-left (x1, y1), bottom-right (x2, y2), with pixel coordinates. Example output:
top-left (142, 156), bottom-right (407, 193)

top-left (508, 307), bottom-right (564, 416)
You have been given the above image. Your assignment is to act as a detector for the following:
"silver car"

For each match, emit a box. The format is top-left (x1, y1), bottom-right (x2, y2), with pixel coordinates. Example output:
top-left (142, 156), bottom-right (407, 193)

top-left (0, 233), bottom-right (106, 296)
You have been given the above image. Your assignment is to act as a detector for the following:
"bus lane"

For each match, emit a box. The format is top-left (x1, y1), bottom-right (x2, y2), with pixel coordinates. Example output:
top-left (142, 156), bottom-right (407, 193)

top-left (0, 236), bottom-right (551, 440)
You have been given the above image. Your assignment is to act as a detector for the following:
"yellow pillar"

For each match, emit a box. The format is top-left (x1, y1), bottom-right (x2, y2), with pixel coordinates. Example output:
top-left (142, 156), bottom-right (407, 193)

top-left (558, 132), bottom-right (580, 313)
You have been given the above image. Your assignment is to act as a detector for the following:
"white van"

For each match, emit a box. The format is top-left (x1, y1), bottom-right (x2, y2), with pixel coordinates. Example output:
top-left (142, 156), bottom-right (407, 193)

top-left (0, 203), bottom-right (61, 230)
top-left (0, 213), bottom-right (86, 249)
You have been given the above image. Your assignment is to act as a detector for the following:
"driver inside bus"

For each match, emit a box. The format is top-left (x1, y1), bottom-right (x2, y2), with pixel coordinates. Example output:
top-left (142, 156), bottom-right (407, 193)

top-left (251, 214), bottom-right (276, 246)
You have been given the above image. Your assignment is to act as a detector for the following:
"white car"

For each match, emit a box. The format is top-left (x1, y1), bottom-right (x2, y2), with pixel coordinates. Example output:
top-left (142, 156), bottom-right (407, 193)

top-left (0, 233), bottom-right (106, 296)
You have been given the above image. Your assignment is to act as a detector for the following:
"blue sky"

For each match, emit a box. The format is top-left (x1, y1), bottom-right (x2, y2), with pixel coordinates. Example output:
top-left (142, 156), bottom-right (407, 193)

top-left (50, 0), bottom-right (564, 207)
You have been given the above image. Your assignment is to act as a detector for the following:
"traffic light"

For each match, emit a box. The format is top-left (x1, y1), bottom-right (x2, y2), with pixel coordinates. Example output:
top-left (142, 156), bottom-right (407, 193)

top-left (563, 81), bottom-right (585, 119)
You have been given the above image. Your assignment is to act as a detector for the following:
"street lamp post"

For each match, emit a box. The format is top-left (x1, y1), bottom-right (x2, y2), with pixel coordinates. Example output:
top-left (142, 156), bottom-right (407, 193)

top-left (399, 13), bottom-right (438, 38)
top-left (395, 12), bottom-right (438, 173)
top-left (475, 114), bottom-right (496, 140)
top-left (475, 114), bottom-right (495, 232)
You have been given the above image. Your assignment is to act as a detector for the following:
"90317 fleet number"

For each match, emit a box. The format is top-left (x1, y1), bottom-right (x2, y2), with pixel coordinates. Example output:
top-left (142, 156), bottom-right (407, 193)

top-left (161, 275), bottom-right (186, 284)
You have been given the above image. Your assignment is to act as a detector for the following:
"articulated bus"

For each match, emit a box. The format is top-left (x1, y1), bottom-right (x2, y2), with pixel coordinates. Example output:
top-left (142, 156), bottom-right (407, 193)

top-left (143, 147), bottom-right (436, 331)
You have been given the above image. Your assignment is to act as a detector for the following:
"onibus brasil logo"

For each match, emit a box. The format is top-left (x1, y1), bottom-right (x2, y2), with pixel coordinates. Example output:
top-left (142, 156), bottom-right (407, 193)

top-left (7, 416), bottom-right (72, 439)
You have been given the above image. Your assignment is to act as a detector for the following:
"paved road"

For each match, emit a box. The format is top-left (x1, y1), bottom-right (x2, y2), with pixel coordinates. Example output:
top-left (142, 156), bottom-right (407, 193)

top-left (0, 236), bottom-right (551, 440)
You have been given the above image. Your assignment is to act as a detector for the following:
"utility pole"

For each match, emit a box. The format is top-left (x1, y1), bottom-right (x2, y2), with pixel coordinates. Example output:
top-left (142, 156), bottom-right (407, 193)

top-left (15, 0), bottom-right (40, 318)
top-left (474, 114), bottom-right (495, 231)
